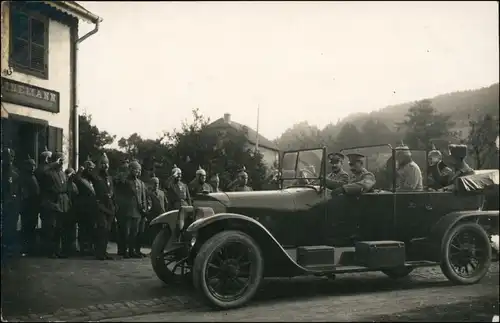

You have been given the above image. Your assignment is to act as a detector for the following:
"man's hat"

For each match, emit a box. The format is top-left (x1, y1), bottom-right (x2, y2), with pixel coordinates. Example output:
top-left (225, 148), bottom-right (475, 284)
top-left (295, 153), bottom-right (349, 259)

top-left (196, 165), bottom-right (206, 176)
top-left (84, 155), bottom-right (96, 168)
top-left (129, 160), bottom-right (141, 170)
top-left (449, 144), bottom-right (468, 159)
top-left (346, 153), bottom-right (365, 164)
top-left (98, 152), bottom-right (109, 164)
top-left (25, 155), bottom-right (36, 167)
top-left (65, 168), bottom-right (75, 176)
top-left (395, 143), bottom-right (412, 157)
top-left (40, 146), bottom-right (52, 158)
top-left (428, 143), bottom-right (442, 158)
top-left (53, 151), bottom-right (64, 161)
top-left (151, 177), bottom-right (160, 184)
top-left (328, 152), bottom-right (345, 163)
top-left (172, 164), bottom-right (182, 177)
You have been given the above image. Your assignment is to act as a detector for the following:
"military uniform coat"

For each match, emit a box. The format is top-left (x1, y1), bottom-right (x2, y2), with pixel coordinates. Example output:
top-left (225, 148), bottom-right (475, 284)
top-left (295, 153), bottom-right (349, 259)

top-left (428, 161), bottom-right (453, 189)
top-left (149, 188), bottom-right (169, 217)
top-left (342, 168), bottom-right (376, 195)
top-left (74, 173), bottom-right (98, 216)
top-left (117, 177), bottom-right (149, 218)
top-left (92, 173), bottom-right (116, 219)
top-left (232, 185), bottom-right (253, 192)
top-left (326, 169), bottom-right (350, 190)
top-left (396, 161), bottom-right (423, 191)
top-left (189, 181), bottom-right (214, 195)
top-left (166, 181), bottom-right (191, 210)
top-left (41, 164), bottom-right (71, 213)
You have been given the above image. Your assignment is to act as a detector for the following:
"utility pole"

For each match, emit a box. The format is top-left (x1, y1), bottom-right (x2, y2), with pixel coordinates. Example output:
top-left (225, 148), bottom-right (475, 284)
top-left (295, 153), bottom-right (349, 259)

top-left (255, 104), bottom-right (260, 154)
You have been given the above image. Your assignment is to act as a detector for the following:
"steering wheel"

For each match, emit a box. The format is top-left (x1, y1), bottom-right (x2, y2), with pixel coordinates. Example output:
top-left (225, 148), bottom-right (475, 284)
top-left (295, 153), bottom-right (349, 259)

top-left (297, 168), bottom-right (320, 186)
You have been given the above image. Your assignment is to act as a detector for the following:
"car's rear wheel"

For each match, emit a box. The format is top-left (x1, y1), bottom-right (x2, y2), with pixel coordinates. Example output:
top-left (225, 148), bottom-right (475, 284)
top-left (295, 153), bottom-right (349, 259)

top-left (381, 267), bottom-right (414, 279)
top-left (440, 222), bottom-right (492, 285)
top-left (151, 229), bottom-right (191, 285)
top-left (192, 230), bottom-right (264, 309)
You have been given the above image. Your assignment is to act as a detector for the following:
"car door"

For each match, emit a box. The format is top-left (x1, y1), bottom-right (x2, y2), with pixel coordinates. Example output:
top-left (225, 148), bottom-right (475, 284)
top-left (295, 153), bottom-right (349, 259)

top-left (324, 192), bottom-right (395, 245)
top-left (394, 191), bottom-right (434, 240)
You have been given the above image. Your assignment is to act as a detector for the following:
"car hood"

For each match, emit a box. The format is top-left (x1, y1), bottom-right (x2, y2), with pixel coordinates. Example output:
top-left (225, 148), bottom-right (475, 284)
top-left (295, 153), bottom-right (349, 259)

top-left (200, 187), bottom-right (321, 212)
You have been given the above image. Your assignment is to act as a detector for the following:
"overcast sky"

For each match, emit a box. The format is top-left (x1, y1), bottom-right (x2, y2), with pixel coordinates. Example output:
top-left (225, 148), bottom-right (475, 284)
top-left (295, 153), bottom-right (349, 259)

top-left (77, 1), bottom-right (499, 142)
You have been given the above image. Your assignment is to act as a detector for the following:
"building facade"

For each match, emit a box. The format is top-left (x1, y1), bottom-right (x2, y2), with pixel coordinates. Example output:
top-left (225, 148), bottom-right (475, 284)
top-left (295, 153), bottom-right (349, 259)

top-left (1, 1), bottom-right (100, 170)
top-left (206, 113), bottom-right (280, 169)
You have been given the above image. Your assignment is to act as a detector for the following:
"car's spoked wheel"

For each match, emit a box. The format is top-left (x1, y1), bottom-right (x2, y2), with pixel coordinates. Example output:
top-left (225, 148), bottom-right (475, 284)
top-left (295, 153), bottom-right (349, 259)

top-left (151, 229), bottom-right (191, 285)
top-left (440, 222), bottom-right (492, 285)
top-left (193, 231), bottom-right (264, 309)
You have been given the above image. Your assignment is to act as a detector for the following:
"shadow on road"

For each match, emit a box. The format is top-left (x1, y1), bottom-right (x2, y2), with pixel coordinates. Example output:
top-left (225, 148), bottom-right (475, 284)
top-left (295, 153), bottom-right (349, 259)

top-left (366, 295), bottom-right (499, 322)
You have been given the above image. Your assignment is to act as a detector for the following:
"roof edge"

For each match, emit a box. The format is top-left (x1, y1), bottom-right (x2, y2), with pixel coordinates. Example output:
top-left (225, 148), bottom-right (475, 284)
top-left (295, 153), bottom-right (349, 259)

top-left (42, 1), bottom-right (102, 24)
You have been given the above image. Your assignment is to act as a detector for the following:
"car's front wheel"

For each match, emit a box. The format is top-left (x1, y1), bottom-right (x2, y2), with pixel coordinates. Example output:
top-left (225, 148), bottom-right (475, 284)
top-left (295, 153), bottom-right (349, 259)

top-left (440, 222), bottom-right (492, 285)
top-left (192, 230), bottom-right (264, 309)
top-left (150, 229), bottom-right (191, 285)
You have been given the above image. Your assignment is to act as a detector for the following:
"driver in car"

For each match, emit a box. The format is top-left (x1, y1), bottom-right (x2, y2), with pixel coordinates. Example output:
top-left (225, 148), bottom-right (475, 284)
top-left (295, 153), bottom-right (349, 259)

top-left (331, 153), bottom-right (376, 195)
top-left (231, 168), bottom-right (253, 192)
top-left (325, 152), bottom-right (350, 190)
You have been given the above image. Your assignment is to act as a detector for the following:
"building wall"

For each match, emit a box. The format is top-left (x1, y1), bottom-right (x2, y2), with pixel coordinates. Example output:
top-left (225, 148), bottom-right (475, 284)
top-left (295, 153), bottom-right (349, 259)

top-left (244, 142), bottom-right (279, 168)
top-left (1, 2), bottom-right (72, 169)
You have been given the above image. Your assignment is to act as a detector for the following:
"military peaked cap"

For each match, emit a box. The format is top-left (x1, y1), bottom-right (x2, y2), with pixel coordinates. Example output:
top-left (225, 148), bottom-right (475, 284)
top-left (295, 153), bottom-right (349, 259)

top-left (328, 152), bottom-right (346, 162)
top-left (449, 144), bottom-right (468, 159)
top-left (346, 153), bottom-right (365, 164)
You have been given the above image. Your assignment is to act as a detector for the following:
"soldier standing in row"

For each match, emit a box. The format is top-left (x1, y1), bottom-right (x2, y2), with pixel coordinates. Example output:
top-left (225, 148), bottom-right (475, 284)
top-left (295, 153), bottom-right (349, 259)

top-left (1, 148), bottom-right (21, 260)
top-left (166, 165), bottom-right (191, 210)
top-left (149, 177), bottom-right (168, 216)
top-left (395, 144), bottom-right (423, 191)
top-left (325, 152), bottom-right (350, 190)
top-left (65, 168), bottom-right (79, 256)
top-left (114, 159), bottom-right (130, 257)
top-left (189, 166), bottom-right (213, 195)
top-left (19, 156), bottom-right (40, 256)
top-left (41, 151), bottom-right (71, 258)
top-left (35, 147), bottom-right (52, 254)
top-left (332, 153), bottom-right (376, 195)
top-left (427, 145), bottom-right (454, 190)
top-left (230, 167), bottom-right (253, 192)
top-left (93, 153), bottom-right (116, 260)
top-left (74, 158), bottom-right (97, 256)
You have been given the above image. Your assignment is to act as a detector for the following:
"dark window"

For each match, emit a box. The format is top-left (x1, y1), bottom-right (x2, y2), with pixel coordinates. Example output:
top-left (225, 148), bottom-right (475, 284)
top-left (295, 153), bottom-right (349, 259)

top-left (10, 3), bottom-right (49, 79)
top-left (48, 126), bottom-right (63, 154)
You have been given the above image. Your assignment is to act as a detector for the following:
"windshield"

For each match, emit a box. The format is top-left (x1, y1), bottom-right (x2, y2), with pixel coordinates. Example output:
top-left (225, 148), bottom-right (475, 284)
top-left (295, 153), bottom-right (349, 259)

top-left (280, 148), bottom-right (324, 187)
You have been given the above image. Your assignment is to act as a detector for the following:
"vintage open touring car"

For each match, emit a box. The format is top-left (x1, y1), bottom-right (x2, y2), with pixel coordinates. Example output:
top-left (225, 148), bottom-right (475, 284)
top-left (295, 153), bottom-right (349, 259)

top-left (149, 144), bottom-right (499, 309)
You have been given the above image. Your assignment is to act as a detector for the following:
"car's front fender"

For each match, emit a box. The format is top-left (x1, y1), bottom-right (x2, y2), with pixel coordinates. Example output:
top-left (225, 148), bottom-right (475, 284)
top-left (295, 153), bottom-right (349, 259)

top-left (186, 213), bottom-right (309, 277)
top-left (149, 210), bottom-right (179, 234)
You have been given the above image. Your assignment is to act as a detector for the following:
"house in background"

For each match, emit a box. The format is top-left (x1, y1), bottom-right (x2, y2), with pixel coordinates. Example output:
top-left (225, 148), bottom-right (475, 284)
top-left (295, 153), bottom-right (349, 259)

top-left (206, 113), bottom-right (280, 169)
top-left (1, 1), bottom-right (100, 170)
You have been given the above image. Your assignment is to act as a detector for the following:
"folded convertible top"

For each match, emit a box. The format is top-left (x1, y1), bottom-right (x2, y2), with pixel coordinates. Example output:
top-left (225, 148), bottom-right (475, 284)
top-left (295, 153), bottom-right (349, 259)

top-left (455, 169), bottom-right (499, 194)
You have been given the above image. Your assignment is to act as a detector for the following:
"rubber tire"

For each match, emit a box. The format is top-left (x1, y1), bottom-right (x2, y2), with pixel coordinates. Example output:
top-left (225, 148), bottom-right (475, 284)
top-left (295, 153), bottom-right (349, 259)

top-left (192, 230), bottom-right (264, 309)
top-left (382, 267), bottom-right (414, 279)
top-left (150, 229), bottom-right (180, 285)
top-left (440, 222), bottom-right (492, 285)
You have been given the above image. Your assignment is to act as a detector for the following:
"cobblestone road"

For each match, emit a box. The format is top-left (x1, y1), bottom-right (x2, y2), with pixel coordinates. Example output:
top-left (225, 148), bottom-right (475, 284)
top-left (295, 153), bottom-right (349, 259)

top-left (1, 244), bottom-right (498, 322)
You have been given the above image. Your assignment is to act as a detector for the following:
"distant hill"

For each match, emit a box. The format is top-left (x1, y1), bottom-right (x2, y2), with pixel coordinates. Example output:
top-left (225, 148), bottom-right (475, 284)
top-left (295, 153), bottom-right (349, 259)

top-left (329, 83), bottom-right (499, 137)
top-left (276, 83), bottom-right (499, 149)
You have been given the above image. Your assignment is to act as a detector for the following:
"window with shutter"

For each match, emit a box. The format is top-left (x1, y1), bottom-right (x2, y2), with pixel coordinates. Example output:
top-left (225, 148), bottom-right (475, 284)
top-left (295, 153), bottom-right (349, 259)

top-left (10, 3), bottom-right (49, 79)
top-left (47, 126), bottom-right (62, 155)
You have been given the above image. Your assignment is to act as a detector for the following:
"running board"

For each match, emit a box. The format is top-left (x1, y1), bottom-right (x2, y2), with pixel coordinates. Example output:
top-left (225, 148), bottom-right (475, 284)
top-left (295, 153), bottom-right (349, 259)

top-left (302, 260), bottom-right (439, 275)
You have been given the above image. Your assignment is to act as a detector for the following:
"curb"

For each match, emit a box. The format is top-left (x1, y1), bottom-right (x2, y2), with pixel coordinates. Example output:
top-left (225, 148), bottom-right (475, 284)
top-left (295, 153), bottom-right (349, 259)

top-left (5, 295), bottom-right (205, 322)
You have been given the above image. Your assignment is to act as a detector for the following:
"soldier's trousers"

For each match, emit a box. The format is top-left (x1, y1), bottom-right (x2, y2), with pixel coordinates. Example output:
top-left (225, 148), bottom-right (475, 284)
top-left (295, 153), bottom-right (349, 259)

top-left (20, 200), bottom-right (40, 254)
top-left (120, 217), bottom-right (140, 253)
top-left (1, 199), bottom-right (20, 262)
top-left (42, 210), bottom-right (73, 256)
top-left (94, 212), bottom-right (114, 258)
top-left (77, 211), bottom-right (95, 254)
top-left (135, 217), bottom-right (147, 253)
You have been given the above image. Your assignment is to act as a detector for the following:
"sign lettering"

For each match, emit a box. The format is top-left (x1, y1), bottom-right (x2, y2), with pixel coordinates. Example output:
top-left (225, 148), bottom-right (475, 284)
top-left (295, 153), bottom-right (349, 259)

top-left (1, 77), bottom-right (60, 113)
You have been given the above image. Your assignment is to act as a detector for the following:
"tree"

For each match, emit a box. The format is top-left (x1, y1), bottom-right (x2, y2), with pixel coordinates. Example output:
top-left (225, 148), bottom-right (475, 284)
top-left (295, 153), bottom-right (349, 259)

top-left (360, 118), bottom-right (398, 146)
top-left (78, 113), bottom-right (115, 165)
top-left (275, 121), bottom-right (324, 151)
top-left (335, 123), bottom-right (362, 150)
top-left (468, 114), bottom-right (499, 169)
top-left (397, 99), bottom-right (456, 149)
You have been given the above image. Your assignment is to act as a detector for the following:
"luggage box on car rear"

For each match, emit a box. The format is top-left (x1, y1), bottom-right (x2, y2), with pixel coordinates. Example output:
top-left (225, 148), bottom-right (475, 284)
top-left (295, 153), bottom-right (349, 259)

top-left (297, 245), bottom-right (335, 267)
top-left (355, 240), bottom-right (406, 268)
